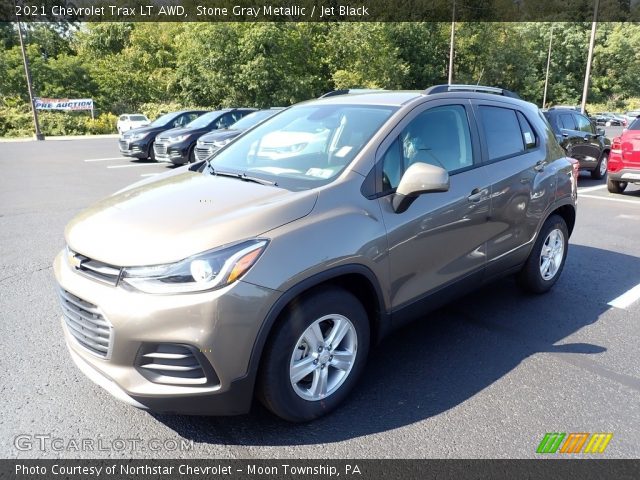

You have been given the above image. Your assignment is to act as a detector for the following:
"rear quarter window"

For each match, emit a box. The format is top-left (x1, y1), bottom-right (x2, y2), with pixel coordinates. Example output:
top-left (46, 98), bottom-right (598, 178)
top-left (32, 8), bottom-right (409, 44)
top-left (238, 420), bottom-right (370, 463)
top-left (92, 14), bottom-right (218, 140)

top-left (629, 118), bottom-right (640, 130)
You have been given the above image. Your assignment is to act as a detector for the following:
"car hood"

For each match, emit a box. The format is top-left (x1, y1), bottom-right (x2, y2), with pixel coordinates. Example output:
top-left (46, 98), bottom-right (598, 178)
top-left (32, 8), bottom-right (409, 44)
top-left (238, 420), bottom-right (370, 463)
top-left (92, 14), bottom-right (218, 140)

top-left (199, 129), bottom-right (242, 143)
top-left (65, 171), bottom-right (318, 266)
top-left (158, 126), bottom-right (209, 140)
top-left (123, 125), bottom-right (165, 137)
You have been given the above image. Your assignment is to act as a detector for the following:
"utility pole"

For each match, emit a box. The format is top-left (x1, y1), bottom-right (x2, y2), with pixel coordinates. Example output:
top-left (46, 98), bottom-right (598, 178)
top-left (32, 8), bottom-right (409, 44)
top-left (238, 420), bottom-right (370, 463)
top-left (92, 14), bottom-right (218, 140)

top-left (16, 16), bottom-right (44, 140)
top-left (542, 24), bottom-right (554, 108)
top-left (448, 0), bottom-right (456, 84)
top-left (580, 0), bottom-right (599, 115)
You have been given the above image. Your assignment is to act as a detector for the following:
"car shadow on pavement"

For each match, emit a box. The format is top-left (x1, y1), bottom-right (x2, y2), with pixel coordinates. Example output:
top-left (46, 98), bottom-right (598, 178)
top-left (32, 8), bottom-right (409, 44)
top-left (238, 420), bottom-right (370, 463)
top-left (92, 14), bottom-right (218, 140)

top-left (152, 244), bottom-right (638, 446)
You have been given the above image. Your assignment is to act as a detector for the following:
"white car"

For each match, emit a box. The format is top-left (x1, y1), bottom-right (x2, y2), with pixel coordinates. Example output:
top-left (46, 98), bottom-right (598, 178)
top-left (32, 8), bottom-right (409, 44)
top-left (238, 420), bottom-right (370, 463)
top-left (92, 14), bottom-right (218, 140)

top-left (117, 114), bottom-right (150, 134)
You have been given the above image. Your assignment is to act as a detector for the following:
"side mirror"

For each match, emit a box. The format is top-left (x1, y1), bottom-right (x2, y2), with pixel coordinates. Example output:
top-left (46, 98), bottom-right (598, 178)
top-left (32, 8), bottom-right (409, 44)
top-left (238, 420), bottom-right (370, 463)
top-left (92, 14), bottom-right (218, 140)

top-left (596, 128), bottom-right (605, 136)
top-left (392, 162), bottom-right (450, 214)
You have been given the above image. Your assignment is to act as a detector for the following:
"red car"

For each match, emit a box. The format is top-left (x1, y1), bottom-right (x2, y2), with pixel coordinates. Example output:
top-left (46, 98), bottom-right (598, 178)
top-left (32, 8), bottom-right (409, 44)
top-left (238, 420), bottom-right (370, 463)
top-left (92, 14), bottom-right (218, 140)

top-left (607, 117), bottom-right (640, 193)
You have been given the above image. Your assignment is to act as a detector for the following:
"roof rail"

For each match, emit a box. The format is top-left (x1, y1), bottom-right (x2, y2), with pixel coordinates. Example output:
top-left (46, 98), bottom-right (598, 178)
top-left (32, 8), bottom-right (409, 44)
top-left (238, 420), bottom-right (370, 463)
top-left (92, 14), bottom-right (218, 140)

top-left (319, 88), bottom-right (387, 99)
top-left (424, 84), bottom-right (521, 99)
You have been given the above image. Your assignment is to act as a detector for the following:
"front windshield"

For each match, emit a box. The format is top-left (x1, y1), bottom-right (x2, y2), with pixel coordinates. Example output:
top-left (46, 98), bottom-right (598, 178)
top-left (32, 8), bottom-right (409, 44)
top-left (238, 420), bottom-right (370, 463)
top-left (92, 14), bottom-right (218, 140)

top-left (208, 104), bottom-right (397, 190)
top-left (149, 112), bottom-right (181, 127)
top-left (186, 111), bottom-right (223, 129)
top-left (230, 110), bottom-right (280, 130)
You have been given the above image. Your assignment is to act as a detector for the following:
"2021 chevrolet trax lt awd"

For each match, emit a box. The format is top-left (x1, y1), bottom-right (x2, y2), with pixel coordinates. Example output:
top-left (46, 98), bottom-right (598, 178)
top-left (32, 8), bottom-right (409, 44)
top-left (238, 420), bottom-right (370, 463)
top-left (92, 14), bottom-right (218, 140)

top-left (55, 85), bottom-right (577, 422)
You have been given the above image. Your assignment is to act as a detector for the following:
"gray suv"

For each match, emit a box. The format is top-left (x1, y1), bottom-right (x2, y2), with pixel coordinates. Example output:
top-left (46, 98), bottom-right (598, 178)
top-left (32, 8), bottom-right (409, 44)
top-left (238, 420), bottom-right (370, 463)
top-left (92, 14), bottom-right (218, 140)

top-left (54, 85), bottom-right (577, 422)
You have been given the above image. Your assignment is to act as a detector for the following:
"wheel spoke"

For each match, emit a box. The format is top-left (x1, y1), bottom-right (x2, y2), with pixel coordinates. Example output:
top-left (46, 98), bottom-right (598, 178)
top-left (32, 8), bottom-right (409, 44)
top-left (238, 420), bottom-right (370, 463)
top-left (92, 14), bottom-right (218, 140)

top-left (330, 350), bottom-right (354, 371)
top-left (310, 367), bottom-right (328, 398)
top-left (326, 317), bottom-right (351, 349)
top-left (541, 257), bottom-right (551, 276)
top-left (290, 356), bottom-right (317, 384)
top-left (303, 323), bottom-right (324, 351)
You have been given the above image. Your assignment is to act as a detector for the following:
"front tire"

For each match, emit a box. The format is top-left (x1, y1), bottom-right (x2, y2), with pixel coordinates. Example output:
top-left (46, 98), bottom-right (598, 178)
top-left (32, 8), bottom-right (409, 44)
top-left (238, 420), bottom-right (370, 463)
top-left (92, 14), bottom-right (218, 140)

top-left (517, 214), bottom-right (569, 294)
top-left (607, 178), bottom-right (627, 194)
top-left (591, 152), bottom-right (608, 180)
top-left (258, 287), bottom-right (370, 422)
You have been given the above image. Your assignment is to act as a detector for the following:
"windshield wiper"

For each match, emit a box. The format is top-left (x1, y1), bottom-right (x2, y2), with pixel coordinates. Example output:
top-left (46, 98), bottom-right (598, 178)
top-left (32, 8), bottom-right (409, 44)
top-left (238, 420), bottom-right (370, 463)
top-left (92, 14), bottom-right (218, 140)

top-left (207, 164), bottom-right (277, 186)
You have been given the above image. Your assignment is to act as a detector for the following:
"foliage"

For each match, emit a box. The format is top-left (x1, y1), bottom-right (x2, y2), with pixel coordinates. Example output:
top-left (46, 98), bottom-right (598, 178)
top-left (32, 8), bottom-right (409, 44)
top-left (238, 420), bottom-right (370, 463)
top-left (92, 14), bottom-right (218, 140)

top-left (2, 21), bottom-right (640, 137)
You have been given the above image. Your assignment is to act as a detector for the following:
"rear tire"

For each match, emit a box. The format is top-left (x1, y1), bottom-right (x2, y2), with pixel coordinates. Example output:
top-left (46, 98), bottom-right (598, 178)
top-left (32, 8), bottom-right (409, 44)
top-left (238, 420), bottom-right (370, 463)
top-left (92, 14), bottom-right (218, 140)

top-left (258, 287), bottom-right (370, 422)
top-left (517, 214), bottom-right (568, 294)
top-left (591, 152), bottom-right (608, 180)
top-left (607, 178), bottom-right (627, 194)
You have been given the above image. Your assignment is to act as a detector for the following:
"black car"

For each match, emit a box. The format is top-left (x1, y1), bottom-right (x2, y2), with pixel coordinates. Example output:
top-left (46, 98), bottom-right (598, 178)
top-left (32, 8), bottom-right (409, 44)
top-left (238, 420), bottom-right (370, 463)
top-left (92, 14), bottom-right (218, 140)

top-left (543, 107), bottom-right (611, 179)
top-left (119, 110), bottom-right (208, 160)
top-left (194, 108), bottom-right (284, 162)
top-left (593, 112), bottom-right (624, 127)
top-left (154, 108), bottom-right (256, 165)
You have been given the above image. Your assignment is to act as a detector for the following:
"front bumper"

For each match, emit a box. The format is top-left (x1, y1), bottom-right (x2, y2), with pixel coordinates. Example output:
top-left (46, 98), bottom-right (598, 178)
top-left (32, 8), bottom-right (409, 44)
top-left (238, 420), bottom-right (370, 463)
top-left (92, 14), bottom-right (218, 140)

top-left (119, 139), bottom-right (150, 159)
top-left (154, 142), bottom-right (190, 165)
top-left (54, 250), bottom-right (279, 415)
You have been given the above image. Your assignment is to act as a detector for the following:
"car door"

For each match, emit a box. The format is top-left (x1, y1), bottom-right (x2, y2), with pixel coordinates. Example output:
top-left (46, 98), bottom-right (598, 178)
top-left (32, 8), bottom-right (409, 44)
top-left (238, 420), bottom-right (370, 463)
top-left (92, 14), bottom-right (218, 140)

top-left (472, 102), bottom-right (555, 277)
top-left (555, 112), bottom-right (584, 160)
top-left (573, 112), bottom-right (601, 168)
top-left (375, 100), bottom-right (492, 317)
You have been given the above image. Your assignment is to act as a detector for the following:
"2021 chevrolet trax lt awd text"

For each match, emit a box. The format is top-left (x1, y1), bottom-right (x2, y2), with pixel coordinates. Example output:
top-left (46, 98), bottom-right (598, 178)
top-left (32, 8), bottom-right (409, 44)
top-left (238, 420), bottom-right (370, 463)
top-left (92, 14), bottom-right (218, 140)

top-left (55, 85), bottom-right (577, 422)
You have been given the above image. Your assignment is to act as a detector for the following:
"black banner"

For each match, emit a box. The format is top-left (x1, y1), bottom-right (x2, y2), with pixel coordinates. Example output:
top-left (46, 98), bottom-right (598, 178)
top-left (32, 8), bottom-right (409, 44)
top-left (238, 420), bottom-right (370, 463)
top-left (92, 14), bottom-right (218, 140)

top-left (3, 0), bottom-right (640, 23)
top-left (2, 459), bottom-right (640, 480)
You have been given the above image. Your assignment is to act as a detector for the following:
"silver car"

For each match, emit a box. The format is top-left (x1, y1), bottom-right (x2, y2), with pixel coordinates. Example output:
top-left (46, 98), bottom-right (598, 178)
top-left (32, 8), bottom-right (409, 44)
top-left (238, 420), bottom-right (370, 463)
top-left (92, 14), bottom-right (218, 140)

top-left (54, 85), bottom-right (577, 421)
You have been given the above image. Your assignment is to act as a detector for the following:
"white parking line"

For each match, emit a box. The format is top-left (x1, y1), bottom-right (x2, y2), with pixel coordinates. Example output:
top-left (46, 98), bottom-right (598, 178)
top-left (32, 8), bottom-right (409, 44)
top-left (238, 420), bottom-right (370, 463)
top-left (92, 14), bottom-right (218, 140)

top-left (577, 184), bottom-right (607, 193)
top-left (608, 283), bottom-right (640, 309)
top-left (579, 194), bottom-right (640, 205)
top-left (107, 163), bottom-right (159, 169)
top-left (84, 157), bottom-right (129, 162)
top-left (140, 173), bottom-right (160, 177)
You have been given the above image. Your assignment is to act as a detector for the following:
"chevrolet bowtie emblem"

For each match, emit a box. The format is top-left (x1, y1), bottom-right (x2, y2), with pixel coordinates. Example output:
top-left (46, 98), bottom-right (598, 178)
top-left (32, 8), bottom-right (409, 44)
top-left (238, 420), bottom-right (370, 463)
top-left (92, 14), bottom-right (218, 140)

top-left (68, 251), bottom-right (82, 269)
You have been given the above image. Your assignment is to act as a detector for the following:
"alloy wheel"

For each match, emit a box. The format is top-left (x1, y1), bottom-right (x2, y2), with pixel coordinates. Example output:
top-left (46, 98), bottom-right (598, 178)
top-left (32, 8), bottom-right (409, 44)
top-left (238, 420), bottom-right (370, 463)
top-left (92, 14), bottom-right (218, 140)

top-left (539, 228), bottom-right (565, 280)
top-left (289, 314), bottom-right (357, 401)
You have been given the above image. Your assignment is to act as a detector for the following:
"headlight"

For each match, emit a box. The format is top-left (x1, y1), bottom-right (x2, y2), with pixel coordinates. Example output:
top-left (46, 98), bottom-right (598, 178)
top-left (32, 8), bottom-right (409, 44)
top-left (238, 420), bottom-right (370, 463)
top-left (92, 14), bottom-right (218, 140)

top-left (167, 134), bottom-right (190, 144)
top-left (129, 132), bottom-right (149, 141)
top-left (120, 240), bottom-right (268, 294)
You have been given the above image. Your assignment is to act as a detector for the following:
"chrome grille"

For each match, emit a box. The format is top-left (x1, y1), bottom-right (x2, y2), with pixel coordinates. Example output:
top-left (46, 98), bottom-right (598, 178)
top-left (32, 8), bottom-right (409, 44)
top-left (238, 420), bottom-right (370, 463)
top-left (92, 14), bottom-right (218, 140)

top-left (67, 249), bottom-right (121, 286)
top-left (59, 289), bottom-right (113, 358)
top-left (136, 344), bottom-right (214, 386)
top-left (154, 142), bottom-right (168, 155)
top-left (194, 145), bottom-right (215, 162)
top-left (118, 140), bottom-right (128, 150)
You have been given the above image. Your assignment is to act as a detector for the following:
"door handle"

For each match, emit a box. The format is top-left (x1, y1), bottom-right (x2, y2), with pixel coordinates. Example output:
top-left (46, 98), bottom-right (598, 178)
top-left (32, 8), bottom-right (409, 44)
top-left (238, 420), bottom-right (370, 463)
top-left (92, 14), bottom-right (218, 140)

top-left (467, 188), bottom-right (486, 203)
top-left (534, 160), bottom-right (546, 172)
top-left (583, 135), bottom-right (591, 141)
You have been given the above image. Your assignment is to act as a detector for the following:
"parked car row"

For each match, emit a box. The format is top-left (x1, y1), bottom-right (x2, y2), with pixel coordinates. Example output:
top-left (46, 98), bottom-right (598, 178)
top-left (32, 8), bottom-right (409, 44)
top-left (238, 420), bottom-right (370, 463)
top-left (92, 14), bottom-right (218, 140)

top-left (118, 108), bottom-right (285, 165)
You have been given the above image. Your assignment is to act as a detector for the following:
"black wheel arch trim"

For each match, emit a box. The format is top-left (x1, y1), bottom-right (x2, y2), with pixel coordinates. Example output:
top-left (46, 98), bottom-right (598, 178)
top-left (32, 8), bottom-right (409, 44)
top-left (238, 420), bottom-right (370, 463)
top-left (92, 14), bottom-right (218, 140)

top-left (242, 264), bottom-right (390, 398)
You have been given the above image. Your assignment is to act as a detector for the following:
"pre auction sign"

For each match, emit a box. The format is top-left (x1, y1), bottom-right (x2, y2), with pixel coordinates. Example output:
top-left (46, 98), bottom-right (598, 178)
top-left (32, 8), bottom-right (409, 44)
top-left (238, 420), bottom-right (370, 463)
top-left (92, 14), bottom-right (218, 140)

top-left (35, 98), bottom-right (94, 111)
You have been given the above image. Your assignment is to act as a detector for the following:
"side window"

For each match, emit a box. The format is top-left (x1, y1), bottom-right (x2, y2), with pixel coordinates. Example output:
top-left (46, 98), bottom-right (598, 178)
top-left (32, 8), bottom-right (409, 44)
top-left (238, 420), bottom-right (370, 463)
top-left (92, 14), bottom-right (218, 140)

top-left (517, 112), bottom-right (537, 150)
top-left (172, 115), bottom-right (186, 128)
top-left (215, 113), bottom-right (236, 129)
top-left (574, 113), bottom-right (594, 133)
top-left (381, 105), bottom-right (473, 192)
top-left (185, 113), bottom-right (200, 124)
top-left (478, 106), bottom-right (524, 161)
top-left (119, 115), bottom-right (127, 121)
top-left (559, 113), bottom-right (576, 130)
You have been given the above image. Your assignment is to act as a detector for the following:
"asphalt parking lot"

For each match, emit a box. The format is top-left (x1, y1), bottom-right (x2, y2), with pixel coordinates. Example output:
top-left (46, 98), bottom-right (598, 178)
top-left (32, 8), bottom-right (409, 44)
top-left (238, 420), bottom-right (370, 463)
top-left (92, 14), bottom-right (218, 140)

top-left (1, 136), bottom-right (639, 459)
